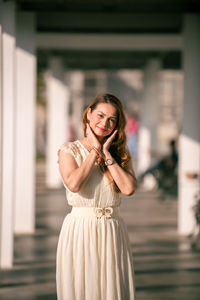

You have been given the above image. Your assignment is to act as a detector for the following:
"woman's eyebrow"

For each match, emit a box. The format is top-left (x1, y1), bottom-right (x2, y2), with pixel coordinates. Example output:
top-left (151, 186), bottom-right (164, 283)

top-left (97, 110), bottom-right (117, 118)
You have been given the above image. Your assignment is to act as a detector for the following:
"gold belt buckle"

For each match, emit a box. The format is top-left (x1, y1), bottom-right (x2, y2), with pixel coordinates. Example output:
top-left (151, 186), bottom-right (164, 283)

top-left (93, 207), bottom-right (114, 219)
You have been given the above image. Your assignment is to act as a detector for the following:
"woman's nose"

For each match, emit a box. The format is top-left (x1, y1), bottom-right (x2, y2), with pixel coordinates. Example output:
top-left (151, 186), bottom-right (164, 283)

top-left (102, 118), bottom-right (109, 127)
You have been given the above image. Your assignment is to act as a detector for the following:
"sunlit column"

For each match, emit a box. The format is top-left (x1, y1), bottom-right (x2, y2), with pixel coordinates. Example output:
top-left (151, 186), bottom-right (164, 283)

top-left (64, 72), bottom-right (72, 140)
top-left (46, 58), bottom-right (70, 188)
top-left (70, 71), bottom-right (85, 139)
top-left (138, 59), bottom-right (161, 177)
top-left (178, 14), bottom-right (200, 235)
top-left (14, 12), bottom-right (36, 234)
top-left (0, 0), bottom-right (15, 268)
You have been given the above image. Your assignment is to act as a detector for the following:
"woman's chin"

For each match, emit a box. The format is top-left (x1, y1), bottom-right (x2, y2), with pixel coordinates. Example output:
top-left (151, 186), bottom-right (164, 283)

top-left (94, 130), bottom-right (110, 139)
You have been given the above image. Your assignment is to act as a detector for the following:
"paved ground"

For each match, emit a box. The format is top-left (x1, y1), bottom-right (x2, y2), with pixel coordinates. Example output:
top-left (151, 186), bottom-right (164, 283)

top-left (0, 162), bottom-right (200, 300)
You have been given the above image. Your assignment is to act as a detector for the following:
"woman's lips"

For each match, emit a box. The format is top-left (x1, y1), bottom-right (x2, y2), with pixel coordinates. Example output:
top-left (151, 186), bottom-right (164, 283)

top-left (97, 126), bottom-right (107, 132)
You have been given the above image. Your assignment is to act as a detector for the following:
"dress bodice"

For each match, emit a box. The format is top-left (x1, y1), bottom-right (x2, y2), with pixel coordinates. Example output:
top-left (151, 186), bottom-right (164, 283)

top-left (58, 140), bottom-right (121, 208)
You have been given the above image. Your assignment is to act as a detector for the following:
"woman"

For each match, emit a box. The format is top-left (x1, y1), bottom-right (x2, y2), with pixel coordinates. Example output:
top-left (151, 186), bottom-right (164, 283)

top-left (57, 93), bottom-right (137, 300)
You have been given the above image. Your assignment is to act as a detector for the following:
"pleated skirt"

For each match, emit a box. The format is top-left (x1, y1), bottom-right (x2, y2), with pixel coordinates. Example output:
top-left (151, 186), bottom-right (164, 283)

top-left (56, 206), bottom-right (135, 300)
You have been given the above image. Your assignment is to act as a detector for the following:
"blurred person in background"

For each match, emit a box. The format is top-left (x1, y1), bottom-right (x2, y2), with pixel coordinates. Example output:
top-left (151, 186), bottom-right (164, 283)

top-left (139, 139), bottom-right (178, 197)
top-left (126, 112), bottom-right (139, 172)
top-left (57, 93), bottom-right (137, 300)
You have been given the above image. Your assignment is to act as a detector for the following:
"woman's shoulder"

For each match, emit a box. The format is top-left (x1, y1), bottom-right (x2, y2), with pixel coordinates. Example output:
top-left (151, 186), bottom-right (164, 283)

top-left (58, 140), bottom-right (81, 157)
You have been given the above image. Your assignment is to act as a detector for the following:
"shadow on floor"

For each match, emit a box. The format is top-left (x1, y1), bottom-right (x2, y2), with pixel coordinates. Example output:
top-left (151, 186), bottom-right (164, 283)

top-left (0, 165), bottom-right (200, 299)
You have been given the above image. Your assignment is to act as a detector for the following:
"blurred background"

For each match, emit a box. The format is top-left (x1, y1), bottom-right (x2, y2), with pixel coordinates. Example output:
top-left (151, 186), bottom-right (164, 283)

top-left (0, 0), bottom-right (200, 299)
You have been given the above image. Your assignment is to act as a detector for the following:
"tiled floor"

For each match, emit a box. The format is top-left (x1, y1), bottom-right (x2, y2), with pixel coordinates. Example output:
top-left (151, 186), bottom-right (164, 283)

top-left (0, 162), bottom-right (200, 299)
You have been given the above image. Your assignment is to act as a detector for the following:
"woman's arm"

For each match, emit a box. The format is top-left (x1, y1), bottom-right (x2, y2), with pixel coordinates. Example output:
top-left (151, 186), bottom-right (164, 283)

top-left (59, 124), bottom-right (102, 193)
top-left (102, 130), bottom-right (137, 196)
top-left (104, 150), bottom-right (137, 196)
top-left (58, 149), bottom-right (98, 192)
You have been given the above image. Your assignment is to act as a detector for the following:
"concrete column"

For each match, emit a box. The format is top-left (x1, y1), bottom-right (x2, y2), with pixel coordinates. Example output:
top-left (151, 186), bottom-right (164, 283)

top-left (0, 0), bottom-right (15, 268)
top-left (14, 12), bottom-right (36, 234)
top-left (70, 71), bottom-right (85, 139)
top-left (138, 59), bottom-right (161, 177)
top-left (178, 14), bottom-right (200, 235)
top-left (0, 7), bottom-right (3, 268)
top-left (46, 58), bottom-right (70, 188)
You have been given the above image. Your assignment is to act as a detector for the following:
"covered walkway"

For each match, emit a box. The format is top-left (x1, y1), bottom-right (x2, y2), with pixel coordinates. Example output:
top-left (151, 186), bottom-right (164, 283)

top-left (0, 162), bottom-right (200, 300)
top-left (1, 0), bottom-right (200, 272)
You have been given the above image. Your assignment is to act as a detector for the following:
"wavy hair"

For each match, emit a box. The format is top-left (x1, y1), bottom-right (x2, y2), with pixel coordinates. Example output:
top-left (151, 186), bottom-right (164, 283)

top-left (82, 93), bottom-right (131, 192)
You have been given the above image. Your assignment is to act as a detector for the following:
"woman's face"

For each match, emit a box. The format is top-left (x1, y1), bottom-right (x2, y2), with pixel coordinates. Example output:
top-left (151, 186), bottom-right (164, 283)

top-left (87, 102), bottom-right (118, 138)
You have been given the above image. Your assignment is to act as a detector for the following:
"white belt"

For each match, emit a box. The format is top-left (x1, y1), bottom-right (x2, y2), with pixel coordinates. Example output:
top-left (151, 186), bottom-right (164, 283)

top-left (70, 206), bottom-right (120, 219)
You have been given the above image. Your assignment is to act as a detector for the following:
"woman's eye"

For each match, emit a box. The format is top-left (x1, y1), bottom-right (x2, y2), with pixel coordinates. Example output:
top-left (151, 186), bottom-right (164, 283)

top-left (98, 114), bottom-right (103, 118)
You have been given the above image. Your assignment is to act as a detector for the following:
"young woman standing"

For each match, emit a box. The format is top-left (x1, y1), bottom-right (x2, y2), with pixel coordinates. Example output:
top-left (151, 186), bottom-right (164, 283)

top-left (57, 93), bottom-right (137, 300)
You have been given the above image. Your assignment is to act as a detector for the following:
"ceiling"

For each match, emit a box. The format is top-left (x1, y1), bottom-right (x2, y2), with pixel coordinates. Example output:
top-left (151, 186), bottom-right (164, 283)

top-left (16, 0), bottom-right (200, 14)
top-left (37, 49), bottom-right (181, 70)
top-left (15, 0), bottom-right (199, 70)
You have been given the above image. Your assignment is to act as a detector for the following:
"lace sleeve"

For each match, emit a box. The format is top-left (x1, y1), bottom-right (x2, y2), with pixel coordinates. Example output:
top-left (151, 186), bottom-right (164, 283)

top-left (57, 142), bottom-right (81, 164)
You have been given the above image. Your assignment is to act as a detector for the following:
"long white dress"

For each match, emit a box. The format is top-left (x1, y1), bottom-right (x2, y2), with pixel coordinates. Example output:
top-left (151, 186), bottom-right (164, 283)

top-left (56, 140), bottom-right (135, 300)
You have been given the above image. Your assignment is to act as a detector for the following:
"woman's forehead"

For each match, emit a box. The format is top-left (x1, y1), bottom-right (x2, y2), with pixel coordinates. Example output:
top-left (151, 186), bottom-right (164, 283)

top-left (95, 102), bottom-right (117, 116)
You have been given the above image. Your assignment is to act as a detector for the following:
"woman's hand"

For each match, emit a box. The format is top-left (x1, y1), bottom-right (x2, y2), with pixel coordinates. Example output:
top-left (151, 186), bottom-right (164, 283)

top-left (86, 123), bottom-right (101, 150)
top-left (102, 129), bottom-right (118, 155)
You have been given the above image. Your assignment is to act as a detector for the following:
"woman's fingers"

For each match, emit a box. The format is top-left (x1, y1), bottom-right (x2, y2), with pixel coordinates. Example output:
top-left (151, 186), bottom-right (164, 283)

top-left (86, 123), bottom-right (101, 150)
top-left (86, 123), bottom-right (90, 136)
top-left (86, 123), bottom-right (95, 137)
top-left (103, 129), bottom-right (118, 151)
top-left (111, 129), bottom-right (118, 139)
top-left (87, 123), bottom-right (96, 138)
top-left (107, 129), bottom-right (118, 144)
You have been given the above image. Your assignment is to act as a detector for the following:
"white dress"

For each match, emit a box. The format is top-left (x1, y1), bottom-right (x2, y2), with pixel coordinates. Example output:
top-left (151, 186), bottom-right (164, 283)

top-left (56, 140), bottom-right (135, 300)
